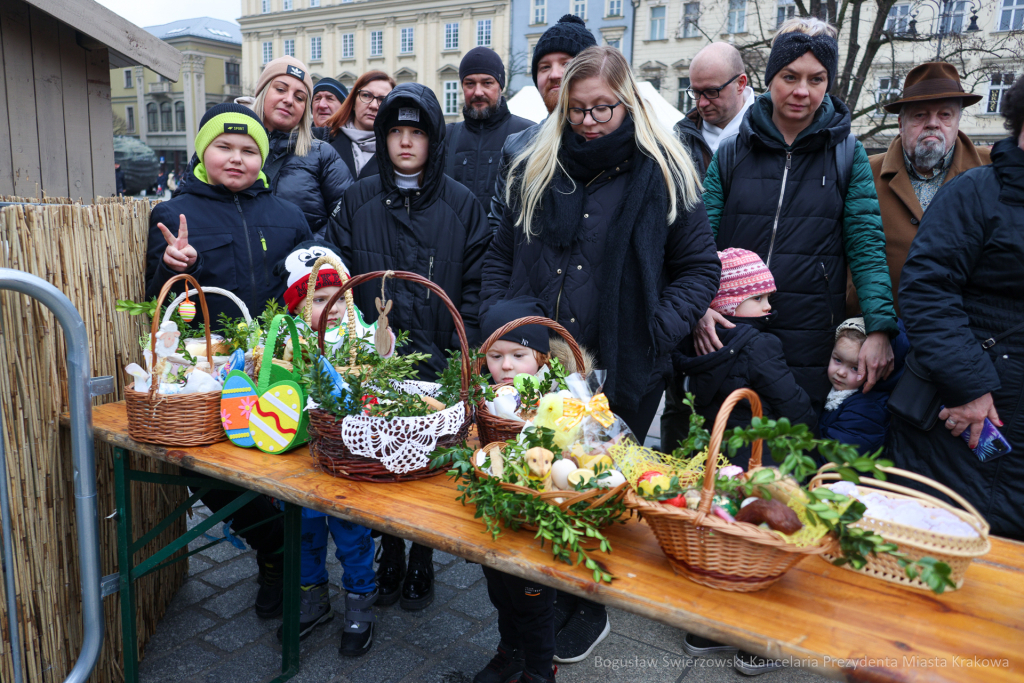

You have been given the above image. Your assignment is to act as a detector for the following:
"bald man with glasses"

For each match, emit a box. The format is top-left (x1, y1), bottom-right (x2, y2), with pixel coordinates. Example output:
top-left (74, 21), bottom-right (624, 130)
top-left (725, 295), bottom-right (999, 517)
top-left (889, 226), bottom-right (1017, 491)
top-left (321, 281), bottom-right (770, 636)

top-left (674, 42), bottom-right (755, 181)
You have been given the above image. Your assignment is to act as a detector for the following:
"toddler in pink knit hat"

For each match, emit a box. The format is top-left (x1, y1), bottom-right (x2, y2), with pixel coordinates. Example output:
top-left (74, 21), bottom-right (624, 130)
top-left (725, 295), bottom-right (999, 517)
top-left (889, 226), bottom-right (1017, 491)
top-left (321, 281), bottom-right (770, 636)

top-left (710, 247), bottom-right (776, 318)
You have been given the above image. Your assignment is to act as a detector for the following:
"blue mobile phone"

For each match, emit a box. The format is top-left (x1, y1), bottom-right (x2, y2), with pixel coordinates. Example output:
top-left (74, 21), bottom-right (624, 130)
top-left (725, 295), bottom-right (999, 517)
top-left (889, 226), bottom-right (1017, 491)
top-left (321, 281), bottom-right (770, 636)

top-left (942, 408), bottom-right (1013, 462)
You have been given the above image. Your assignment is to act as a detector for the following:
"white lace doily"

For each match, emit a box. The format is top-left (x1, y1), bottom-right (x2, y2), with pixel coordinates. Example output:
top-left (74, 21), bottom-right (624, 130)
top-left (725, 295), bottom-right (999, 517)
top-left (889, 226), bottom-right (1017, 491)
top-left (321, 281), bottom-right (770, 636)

top-left (340, 380), bottom-right (467, 473)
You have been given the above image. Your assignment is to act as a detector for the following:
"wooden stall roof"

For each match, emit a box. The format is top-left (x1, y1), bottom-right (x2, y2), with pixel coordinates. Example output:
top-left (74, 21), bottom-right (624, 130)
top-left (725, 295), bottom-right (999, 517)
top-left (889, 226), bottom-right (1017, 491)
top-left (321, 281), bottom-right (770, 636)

top-left (25, 0), bottom-right (181, 80)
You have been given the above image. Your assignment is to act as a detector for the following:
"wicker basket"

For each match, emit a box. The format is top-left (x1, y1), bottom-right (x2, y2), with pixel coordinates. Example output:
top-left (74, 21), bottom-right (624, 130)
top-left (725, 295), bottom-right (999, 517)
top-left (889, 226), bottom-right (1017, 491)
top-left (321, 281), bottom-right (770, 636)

top-left (474, 316), bottom-right (586, 445)
top-left (809, 465), bottom-right (990, 590)
top-left (125, 274), bottom-right (226, 446)
top-left (624, 388), bottom-right (837, 592)
top-left (472, 441), bottom-right (629, 532)
top-left (308, 270), bottom-right (474, 482)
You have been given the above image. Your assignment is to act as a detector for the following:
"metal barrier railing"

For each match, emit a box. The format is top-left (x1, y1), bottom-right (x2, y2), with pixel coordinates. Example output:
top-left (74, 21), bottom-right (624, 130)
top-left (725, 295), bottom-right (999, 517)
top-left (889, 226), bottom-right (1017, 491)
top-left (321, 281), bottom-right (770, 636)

top-left (0, 268), bottom-right (105, 683)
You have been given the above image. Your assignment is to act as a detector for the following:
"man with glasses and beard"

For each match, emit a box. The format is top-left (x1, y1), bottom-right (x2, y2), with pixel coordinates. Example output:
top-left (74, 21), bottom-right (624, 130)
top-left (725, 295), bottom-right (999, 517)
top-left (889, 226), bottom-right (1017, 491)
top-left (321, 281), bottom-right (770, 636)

top-left (444, 47), bottom-right (533, 207)
top-left (847, 62), bottom-right (990, 315)
top-left (674, 42), bottom-right (755, 180)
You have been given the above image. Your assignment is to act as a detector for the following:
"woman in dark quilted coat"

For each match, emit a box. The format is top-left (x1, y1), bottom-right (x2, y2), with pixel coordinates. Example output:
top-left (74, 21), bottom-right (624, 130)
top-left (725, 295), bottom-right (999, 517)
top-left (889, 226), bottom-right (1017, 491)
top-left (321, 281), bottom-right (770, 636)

top-left (890, 77), bottom-right (1024, 542)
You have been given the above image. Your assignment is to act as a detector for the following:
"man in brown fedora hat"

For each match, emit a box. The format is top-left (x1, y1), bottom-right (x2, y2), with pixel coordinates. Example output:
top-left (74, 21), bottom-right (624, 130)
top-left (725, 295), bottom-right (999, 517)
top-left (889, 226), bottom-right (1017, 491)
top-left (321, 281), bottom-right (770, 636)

top-left (847, 62), bottom-right (989, 314)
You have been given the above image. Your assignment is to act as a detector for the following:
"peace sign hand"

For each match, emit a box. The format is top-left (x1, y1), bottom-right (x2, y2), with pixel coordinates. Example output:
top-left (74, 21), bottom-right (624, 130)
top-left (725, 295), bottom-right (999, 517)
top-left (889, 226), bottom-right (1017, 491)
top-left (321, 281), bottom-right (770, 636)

top-left (158, 214), bottom-right (197, 273)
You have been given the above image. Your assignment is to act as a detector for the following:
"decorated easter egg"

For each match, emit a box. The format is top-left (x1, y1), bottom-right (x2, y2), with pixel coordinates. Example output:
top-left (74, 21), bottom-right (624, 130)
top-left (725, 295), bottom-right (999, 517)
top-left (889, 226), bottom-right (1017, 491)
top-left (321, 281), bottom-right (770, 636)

top-left (513, 373), bottom-right (540, 395)
top-left (494, 384), bottom-right (522, 409)
top-left (711, 494), bottom-right (738, 517)
top-left (220, 370), bottom-right (258, 448)
top-left (249, 380), bottom-right (309, 454)
top-left (179, 300), bottom-right (196, 323)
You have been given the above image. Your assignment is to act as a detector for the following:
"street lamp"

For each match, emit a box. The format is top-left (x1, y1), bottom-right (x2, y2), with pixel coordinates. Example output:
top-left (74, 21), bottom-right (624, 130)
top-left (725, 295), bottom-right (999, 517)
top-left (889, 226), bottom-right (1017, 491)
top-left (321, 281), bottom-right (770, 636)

top-left (906, 0), bottom-right (981, 60)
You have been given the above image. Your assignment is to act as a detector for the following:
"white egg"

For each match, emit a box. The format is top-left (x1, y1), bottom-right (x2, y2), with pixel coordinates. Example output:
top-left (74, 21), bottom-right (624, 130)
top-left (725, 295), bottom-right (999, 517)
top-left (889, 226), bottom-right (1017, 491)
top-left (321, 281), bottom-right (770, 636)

top-left (550, 459), bottom-right (577, 490)
top-left (597, 469), bottom-right (626, 489)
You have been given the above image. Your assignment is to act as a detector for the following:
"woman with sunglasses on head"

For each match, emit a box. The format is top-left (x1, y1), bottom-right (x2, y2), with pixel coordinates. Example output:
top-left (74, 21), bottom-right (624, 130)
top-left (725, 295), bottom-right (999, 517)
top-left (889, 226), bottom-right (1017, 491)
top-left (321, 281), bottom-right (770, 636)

top-left (481, 45), bottom-right (720, 672)
top-left (325, 71), bottom-right (396, 180)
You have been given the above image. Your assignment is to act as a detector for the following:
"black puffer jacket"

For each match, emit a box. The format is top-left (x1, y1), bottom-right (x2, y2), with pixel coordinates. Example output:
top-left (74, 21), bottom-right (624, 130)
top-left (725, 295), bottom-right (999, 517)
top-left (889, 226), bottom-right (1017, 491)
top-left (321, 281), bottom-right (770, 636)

top-left (487, 123), bottom-right (540, 234)
top-left (145, 175), bottom-right (312, 325)
top-left (323, 83), bottom-right (491, 379)
top-left (445, 98), bottom-right (534, 207)
top-left (890, 137), bottom-right (1024, 541)
top-left (174, 127), bottom-right (353, 241)
top-left (674, 109), bottom-right (712, 181)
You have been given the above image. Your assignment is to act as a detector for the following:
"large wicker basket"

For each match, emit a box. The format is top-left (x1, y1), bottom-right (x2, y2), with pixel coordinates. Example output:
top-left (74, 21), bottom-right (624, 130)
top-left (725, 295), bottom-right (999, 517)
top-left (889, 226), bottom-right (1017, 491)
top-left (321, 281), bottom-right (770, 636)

top-left (308, 270), bottom-right (473, 482)
top-left (624, 388), bottom-right (837, 592)
top-left (474, 316), bottom-right (586, 445)
top-left (810, 465), bottom-right (990, 590)
top-left (472, 441), bottom-right (629, 532)
top-left (125, 274), bottom-right (226, 446)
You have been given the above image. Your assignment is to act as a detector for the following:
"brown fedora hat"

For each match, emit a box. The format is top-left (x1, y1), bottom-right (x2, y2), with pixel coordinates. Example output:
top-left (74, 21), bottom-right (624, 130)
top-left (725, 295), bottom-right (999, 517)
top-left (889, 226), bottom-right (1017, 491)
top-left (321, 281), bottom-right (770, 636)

top-left (883, 62), bottom-right (982, 113)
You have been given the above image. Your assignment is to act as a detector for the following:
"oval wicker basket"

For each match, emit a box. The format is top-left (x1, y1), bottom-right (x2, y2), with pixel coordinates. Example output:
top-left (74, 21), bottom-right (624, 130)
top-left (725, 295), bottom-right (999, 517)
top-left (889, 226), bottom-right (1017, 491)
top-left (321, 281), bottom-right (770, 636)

top-left (307, 270), bottom-right (473, 482)
top-left (474, 316), bottom-right (586, 446)
top-left (472, 441), bottom-right (629, 532)
top-left (624, 388), bottom-right (838, 592)
top-left (809, 465), bottom-right (990, 590)
top-left (125, 274), bottom-right (227, 446)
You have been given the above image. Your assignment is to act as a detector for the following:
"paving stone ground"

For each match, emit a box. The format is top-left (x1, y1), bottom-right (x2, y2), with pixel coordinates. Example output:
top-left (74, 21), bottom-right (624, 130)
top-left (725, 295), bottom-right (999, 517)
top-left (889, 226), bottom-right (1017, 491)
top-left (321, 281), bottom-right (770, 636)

top-left (137, 503), bottom-right (831, 683)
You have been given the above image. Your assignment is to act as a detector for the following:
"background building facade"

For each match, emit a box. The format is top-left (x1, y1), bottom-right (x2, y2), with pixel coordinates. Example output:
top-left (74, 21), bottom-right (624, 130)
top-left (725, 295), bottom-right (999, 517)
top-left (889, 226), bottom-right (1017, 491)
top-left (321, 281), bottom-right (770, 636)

top-left (109, 18), bottom-right (242, 174)
top-left (631, 0), bottom-right (1022, 149)
top-left (238, 0), bottom-right (511, 122)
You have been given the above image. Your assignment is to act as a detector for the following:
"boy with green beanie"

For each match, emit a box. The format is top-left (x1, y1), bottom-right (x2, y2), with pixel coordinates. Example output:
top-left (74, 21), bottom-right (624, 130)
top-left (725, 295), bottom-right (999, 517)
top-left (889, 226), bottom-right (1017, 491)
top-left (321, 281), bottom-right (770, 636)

top-left (144, 102), bottom-right (313, 624)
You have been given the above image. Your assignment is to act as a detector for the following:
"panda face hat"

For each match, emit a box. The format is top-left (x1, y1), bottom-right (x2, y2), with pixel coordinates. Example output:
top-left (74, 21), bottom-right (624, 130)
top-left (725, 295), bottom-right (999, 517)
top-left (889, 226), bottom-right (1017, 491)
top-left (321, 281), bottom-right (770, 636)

top-left (276, 241), bottom-right (352, 314)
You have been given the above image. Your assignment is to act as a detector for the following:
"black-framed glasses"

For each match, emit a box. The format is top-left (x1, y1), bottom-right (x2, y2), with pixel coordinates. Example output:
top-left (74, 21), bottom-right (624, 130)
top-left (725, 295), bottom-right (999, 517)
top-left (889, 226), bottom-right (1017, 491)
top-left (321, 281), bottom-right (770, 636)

top-left (567, 100), bottom-right (624, 125)
top-left (686, 74), bottom-right (741, 101)
top-left (356, 90), bottom-right (387, 105)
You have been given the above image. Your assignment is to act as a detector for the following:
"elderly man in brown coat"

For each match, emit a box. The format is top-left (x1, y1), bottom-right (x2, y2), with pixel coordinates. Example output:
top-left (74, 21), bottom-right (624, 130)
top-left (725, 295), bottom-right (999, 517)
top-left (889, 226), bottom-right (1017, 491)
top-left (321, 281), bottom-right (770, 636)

top-left (848, 63), bottom-right (989, 314)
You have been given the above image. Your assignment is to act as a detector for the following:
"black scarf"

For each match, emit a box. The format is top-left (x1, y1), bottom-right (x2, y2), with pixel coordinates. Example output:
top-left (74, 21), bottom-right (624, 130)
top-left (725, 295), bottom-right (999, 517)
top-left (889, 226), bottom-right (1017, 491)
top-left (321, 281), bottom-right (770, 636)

top-left (535, 117), bottom-right (673, 410)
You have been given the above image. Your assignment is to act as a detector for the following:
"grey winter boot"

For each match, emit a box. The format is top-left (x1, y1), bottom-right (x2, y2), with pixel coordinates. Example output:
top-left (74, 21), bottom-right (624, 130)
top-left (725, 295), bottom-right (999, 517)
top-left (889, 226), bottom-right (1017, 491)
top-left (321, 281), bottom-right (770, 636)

top-left (339, 588), bottom-right (378, 657)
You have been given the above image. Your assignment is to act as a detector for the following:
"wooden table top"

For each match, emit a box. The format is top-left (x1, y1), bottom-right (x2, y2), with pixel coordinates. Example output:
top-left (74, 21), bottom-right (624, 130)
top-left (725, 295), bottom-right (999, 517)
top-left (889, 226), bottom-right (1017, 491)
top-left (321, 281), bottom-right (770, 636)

top-left (86, 402), bottom-right (1024, 683)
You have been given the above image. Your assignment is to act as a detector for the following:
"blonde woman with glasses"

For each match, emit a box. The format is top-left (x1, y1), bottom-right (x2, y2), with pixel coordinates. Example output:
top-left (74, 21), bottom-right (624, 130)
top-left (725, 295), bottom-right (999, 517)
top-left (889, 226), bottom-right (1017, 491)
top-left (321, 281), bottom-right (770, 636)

top-left (479, 44), bottom-right (721, 674)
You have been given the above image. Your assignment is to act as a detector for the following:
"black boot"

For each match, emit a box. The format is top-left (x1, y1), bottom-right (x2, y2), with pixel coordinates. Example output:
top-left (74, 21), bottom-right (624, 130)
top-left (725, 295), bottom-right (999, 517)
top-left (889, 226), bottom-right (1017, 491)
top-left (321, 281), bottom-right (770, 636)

top-left (400, 542), bottom-right (434, 611)
top-left (473, 642), bottom-right (525, 683)
top-left (375, 534), bottom-right (406, 607)
top-left (254, 552), bottom-right (283, 619)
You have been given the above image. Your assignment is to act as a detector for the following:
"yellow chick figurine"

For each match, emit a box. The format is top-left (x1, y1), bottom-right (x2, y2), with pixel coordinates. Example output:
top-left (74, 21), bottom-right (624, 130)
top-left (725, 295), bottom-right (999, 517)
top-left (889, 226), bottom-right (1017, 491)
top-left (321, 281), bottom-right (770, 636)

top-left (532, 394), bottom-right (580, 451)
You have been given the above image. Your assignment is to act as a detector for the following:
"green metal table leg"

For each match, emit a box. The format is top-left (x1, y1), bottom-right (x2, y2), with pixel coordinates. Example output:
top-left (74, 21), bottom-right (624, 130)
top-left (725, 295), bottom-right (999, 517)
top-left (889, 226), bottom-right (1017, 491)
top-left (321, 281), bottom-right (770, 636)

top-left (272, 501), bottom-right (301, 682)
top-left (113, 447), bottom-right (139, 683)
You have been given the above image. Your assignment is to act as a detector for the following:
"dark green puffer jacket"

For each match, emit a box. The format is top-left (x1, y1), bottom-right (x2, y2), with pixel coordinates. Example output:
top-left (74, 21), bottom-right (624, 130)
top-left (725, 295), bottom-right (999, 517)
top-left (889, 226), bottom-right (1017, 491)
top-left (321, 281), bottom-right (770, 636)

top-left (703, 93), bottom-right (897, 404)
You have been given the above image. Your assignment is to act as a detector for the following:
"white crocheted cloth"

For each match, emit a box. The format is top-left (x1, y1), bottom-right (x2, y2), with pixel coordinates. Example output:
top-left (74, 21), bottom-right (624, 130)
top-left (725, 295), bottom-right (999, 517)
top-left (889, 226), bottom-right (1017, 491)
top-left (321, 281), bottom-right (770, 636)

top-left (340, 379), bottom-right (466, 473)
top-left (824, 388), bottom-right (858, 411)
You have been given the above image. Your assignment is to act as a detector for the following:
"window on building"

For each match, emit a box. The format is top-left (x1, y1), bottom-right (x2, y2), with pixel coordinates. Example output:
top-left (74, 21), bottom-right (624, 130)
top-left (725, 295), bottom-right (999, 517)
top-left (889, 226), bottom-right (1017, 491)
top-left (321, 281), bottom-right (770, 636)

top-left (160, 102), bottom-right (172, 131)
top-left (608, 0), bottom-right (622, 16)
top-left (310, 0), bottom-right (320, 6)
top-left (147, 103), bottom-right (158, 131)
top-left (988, 72), bottom-right (1016, 113)
top-left (1000, 0), bottom-right (1024, 29)
top-left (650, 6), bottom-right (666, 39)
top-left (283, 0), bottom-right (292, 10)
top-left (126, 106), bottom-right (135, 133)
top-left (262, 41), bottom-right (273, 64)
top-left (261, 0), bottom-right (270, 12)
top-left (886, 4), bottom-right (910, 33)
top-left (226, 62), bottom-right (240, 85)
top-left (683, 2), bottom-right (700, 37)
top-left (311, 36), bottom-right (322, 60)
top-left (284, 39), bottom-right (295, 57)
top-left (777, 0), bottom-right (795, 28)
top-left (728, 0), bottom-right (746, 33)
top-left (342, 33), bottom-right (355, 58)
top-left (370, 30), bottom-right (383, 57)
top-left (606, 37), bottom-right (621, 49)
top-left (174, 101), bottom-right (185, 131)
top-left (573, 0), bottom-right (586, 19)
top-left (444, 80), bottom-right (459, 115)
top-left (533, 0), bottom-right (546, 25)
top-left (876, 76), bottom-right (901, 109)
top-left (678, 77), bottom-right (694, 111)
top-left (445, 22), bottom-right (459, 49)
top-left (123, 69), bottom-right (132, 88)
top-left (939, 0), bottom-right (967, 32)
top-left (477, 19), bottom-right (492, 46)
top-left (401, 27), bottom-right (414, 53)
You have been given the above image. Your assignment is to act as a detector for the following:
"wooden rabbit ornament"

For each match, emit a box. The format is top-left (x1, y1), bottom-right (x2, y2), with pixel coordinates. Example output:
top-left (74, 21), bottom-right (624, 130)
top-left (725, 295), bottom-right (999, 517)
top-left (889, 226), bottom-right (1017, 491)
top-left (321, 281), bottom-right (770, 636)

top-left (374, 296), bottom-right (393, 357)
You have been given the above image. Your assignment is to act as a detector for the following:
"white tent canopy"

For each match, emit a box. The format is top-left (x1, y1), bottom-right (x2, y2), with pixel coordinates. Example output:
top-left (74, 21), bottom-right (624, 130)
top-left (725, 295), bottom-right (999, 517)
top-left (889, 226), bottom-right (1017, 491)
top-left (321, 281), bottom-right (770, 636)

top-left (507, 82), bottom-right (685, 130)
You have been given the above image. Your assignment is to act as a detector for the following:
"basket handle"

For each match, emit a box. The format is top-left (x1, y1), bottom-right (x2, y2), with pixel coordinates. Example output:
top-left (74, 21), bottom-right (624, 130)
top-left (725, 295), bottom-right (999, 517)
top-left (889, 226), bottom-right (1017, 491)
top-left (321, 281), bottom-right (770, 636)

top-left (318, 271), bottom-right (471, 397)
top-left (257, 314), bottom-right (303, 393)
top-left (163, 287), bottom-right (253, 326)
top-left (302, 253), bottom-right (359, 365)
top-left (810, 464), bottom-right (990, 536)
top-left (151, 273), bottom-right (213, 398)
top-left (699, 388), bottom-right (764, 516)
top-left (476, 315), bottom-right (587, 382)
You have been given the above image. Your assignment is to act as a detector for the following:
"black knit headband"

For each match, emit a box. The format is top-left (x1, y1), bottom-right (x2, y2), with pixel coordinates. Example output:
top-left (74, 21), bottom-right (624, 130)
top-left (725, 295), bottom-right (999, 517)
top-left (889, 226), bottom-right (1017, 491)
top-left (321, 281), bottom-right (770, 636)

top-left (764, 32), bottom-right (839, 92)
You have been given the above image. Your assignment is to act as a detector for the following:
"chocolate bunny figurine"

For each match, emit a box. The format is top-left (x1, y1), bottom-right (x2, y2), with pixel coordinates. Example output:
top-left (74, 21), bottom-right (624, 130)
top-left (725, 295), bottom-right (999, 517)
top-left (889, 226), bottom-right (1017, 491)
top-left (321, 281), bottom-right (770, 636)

top-left (374, 296), bottom-right (393, 357)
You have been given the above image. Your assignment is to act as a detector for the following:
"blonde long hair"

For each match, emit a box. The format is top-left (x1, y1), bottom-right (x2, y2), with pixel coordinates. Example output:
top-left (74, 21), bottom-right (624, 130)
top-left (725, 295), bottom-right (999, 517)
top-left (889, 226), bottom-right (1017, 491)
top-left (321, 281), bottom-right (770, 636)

top-left (254, 78), bottom-right (314, 157)
top-left (505, 46), bottom-right (702, 240)
top-left (773, 16), bottom-right (838, 43)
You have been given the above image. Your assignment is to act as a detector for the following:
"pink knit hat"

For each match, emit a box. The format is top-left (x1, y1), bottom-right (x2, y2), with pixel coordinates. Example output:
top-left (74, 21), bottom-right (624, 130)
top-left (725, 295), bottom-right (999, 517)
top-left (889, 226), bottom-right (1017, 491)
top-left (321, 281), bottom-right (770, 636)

top-left (710, 248), bottom-right (776, 315)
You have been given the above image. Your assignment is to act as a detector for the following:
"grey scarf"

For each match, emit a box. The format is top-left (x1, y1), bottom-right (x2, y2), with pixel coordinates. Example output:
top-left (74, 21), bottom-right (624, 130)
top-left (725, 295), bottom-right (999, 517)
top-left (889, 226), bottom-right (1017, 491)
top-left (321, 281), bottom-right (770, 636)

top-left (341, 121), bottom-right (377, 175)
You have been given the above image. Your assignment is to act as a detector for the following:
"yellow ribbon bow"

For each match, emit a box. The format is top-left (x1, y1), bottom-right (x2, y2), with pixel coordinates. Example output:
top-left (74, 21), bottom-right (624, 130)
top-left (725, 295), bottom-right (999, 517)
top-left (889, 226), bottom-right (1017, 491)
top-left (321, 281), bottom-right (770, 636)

top-left (556, 393), bottom-right (616, 430)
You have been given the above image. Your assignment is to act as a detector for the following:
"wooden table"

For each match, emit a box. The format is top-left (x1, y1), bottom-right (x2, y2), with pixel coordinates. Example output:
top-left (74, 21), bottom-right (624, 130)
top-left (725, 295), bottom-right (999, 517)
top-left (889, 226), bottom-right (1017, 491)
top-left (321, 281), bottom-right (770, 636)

top-left (89, 402), bottom-right (1024, 683)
